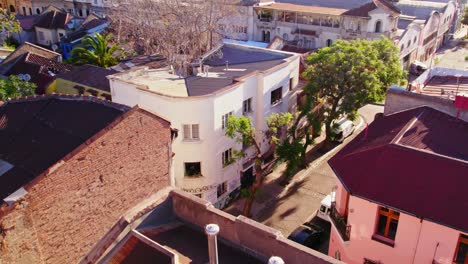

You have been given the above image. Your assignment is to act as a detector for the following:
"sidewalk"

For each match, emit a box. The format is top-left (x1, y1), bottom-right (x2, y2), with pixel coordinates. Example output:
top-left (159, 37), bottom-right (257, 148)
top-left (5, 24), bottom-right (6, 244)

top-left (224, 115), bottom-right (364, 222)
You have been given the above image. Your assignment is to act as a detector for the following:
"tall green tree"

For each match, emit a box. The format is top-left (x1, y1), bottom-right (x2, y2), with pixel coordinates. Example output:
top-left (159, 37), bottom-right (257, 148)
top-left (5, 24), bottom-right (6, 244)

top-left (0, 8), bottom-right (21, 37)
top-left (302, 37), bottom-right (404, 146)
top-left (225, 113), bottom-right (292, 217)
top-left (70, 33), bottom-right (123, 68)
top-left (278, 37), bottom-right (404, 176)
top-left (0, 75), bottom-right (36, 99)
top-left (462, 7), bottom-right (468, 25)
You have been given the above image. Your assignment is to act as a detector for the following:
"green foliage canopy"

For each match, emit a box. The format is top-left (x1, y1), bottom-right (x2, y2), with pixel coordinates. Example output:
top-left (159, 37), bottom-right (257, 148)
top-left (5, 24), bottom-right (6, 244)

top-left (302, 37), bottom-right (405, 142)
top-left (0, 9), bottom-right (21, 36)
top-left (0, 75), bottom-right (36, 100)
top-left (70, 33), bottom-right (123, 68)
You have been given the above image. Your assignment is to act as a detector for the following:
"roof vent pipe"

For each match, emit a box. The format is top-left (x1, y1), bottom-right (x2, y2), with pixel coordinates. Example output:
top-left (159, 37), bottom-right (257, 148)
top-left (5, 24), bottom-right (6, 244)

top-left (268, 256), bottom-right (285, 264)
top-left (205, 224), bottom-right (220, 264)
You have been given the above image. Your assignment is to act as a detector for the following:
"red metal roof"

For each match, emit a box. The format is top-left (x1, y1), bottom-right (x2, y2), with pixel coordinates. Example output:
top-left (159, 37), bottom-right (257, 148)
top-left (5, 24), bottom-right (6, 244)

top-left (329, 106), bottom-right (468, 232)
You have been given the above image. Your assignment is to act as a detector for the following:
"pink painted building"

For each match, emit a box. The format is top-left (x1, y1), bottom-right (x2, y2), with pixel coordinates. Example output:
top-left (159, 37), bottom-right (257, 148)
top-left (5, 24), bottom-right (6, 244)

top-left (327, 106), bottom-right (468, 264)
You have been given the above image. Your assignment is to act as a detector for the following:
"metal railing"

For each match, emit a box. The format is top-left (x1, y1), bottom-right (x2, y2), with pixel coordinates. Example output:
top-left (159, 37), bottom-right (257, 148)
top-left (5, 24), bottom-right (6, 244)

top-left (330, 202), bottom-right (351, 241)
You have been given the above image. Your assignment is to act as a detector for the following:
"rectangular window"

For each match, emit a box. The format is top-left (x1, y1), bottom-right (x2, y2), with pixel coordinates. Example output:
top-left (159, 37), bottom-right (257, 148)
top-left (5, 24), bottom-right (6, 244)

top-left (222, 111), bottom-right (233, 129)
top-left (217, 181), bottom-right (227, 198)
top-left (454, 234), bottom-right (468, 264)
top-left (375, 207), bottom-right (399, 240)
top-left (184, 162), bottom-right (201, 177)
top-left (271, 87), bottom-right (283, 105)
top-left (289, 77), bottom-right (294, 91)
top-left (243, 98), bottom-right (252, 114)
top-left (222, 148), bottom-right (233, 167)
top-left (38, 31), bottom-right (45, 41)
top-left (183, 124), bottom-right (200, 140)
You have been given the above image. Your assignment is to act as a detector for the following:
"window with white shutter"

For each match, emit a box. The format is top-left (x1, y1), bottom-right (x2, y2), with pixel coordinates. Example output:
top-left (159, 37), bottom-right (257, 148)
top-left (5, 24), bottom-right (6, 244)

top-left (183, 124), bottom-right (200, 140)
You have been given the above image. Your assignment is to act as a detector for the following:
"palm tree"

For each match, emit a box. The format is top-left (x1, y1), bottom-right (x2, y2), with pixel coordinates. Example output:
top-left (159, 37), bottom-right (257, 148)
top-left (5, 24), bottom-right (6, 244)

top-left (70, 33), bottom-right (123, 68)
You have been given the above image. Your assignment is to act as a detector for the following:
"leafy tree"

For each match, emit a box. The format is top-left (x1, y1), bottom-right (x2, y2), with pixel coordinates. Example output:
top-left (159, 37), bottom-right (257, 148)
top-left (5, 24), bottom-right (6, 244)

top-left (0, 75), bottom-right (36, 99)
top-left (70, 33), bottom-right (123, 68)
top-left (225, 113), bottom-right (292, 217)
top-left (302, 37), bottom-right (404, 146)
top-left (0, 9), bottom-right (21, 37)
top-left (462, 7), bottom-right (468, 25)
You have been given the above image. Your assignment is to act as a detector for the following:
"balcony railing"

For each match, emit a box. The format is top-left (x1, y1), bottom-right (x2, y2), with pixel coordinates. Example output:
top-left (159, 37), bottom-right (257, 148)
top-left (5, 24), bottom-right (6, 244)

top-left (330, 202), bottom-right (351, 241)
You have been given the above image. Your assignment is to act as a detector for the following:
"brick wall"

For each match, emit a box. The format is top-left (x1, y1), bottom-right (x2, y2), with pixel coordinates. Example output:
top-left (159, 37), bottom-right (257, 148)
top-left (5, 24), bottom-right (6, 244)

top-left (172, 190), bottom-right (342, 264)
top-left (0, 108), bottom-right (172, 264)
top-left (385, 89), bottom-right (468, 122)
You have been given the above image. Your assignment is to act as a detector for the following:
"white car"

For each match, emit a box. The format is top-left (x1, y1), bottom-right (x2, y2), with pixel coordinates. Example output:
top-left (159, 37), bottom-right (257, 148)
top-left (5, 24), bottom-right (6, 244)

top-left (331, 118), bottom-right (355, 143)
top-left (316, 192), bottom-right (335, 222)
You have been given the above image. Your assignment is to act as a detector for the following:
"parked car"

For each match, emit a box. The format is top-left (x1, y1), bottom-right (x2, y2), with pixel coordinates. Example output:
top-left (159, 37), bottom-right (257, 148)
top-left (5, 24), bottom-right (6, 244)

top-left (288, 223), bottom-right (324, 249)
top-left (316, 192), bottom-right (335, 222)
top-left (331, 118), bottom-right (355, 143)
top-left (409, 61), bottom-right (428, 76)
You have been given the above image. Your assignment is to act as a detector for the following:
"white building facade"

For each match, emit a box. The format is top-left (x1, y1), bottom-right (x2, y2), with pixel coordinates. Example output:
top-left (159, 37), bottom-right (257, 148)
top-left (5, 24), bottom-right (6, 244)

top-left (249, 0), bottom-right (400, 50)
top-left (109, 44), bottom-right (300, 208)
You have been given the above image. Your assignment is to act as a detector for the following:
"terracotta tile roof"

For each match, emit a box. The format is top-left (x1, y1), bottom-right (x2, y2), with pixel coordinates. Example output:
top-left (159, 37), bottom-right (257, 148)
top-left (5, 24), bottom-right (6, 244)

top-left (0, 95), bottom-right (129, 199)
top-left (257, 2), bottom-right (347, 16)
top-left (7, 53), bottom-right (72, 93)
top-left (17, 15), bottom-right (40, 30)
top-left (35, 10), bottom-right (72, 29)
top-left (57, 64), bottom-right (117, 92)
top-left (329, 106), bottom-right (468, 232)
top-left (0, 98), bottom-right (172, 264)
top-left (0, 42), bottom-right (61, 75)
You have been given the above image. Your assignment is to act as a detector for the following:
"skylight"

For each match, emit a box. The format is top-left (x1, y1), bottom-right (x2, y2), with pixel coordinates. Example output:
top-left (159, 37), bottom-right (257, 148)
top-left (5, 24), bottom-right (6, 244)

top-left (0, 160), bottom-right (14, 176)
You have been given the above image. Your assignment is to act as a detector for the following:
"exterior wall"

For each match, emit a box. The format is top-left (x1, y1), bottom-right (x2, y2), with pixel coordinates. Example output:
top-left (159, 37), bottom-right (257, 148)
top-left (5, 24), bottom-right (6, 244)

top-left (172, 190), bottom-right (342, 264)
top-left (0, 108), bottom-right (173, 264)
top-left (397, 23), bottom-right (421, 69)
top-left (35, 26), bottom-right (56, 46)
top-left (250, 6), bottom-right (397, 49)
top-left (384, 88), bottom-right (468, 122)
top-left (47, 78), bottom-right (111, 100)
top-left (328, 193), bottom-right (467, 264)
top-left (110, 53), bottom-right (300, 207)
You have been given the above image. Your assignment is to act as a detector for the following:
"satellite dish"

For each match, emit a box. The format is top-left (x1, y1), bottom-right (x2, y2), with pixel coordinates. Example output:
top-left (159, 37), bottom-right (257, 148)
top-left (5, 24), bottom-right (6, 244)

top-left (23, 74), bottom-right (31, 82)
top-left (51, 44), bottom-right (58, 51)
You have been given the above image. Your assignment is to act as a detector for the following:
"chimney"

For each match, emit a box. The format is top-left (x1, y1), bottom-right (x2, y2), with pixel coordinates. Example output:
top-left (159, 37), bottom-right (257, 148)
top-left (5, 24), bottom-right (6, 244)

top-left (205, 224), bottom-right (220, 264)
top-left (268, 256), bottom-right (285, 264)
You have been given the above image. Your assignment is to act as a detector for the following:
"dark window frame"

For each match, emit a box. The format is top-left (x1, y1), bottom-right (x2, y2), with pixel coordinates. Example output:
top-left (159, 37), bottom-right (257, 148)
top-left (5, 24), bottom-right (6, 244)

top-left (184, 162), bottom-right (202, 177)
top-left (270, 87), bottom-right (283, 106)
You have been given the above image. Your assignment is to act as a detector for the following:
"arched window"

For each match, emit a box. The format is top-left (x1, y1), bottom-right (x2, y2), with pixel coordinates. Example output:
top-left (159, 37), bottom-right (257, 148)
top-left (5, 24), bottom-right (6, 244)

top-left (282, 33), bottom-right (289, 41)
top-left (326, 39), bottom-right (332, 47)
top-left (22, 6), bottom-right (26, 15)
top-left (413, 37), bottom-right (417, 44)
top-left (375, 20), bottom-right (382, 33)
top-left (36, 8), bottom-right (41, 14)
top-left (9, 5), bottom-right (15, 13)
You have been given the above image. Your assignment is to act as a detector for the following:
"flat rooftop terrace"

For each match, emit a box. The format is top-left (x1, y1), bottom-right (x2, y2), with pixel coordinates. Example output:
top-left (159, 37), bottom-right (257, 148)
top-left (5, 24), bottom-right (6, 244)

top-left (419, 75), bottom-right (468, 100)
top-left (143, 223), bottom-right (263, 264)
top-left (110, 44), bottom-right (293, 97)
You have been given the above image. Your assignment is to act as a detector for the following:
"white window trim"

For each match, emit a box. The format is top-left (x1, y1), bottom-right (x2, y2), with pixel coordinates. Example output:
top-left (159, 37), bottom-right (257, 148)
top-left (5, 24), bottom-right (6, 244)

top-left (222, 111), bottom-right (233, 130)
top-left (182, 124), bottom-right (200, 141)
top-left (243, 98), bottom-right (253, 115)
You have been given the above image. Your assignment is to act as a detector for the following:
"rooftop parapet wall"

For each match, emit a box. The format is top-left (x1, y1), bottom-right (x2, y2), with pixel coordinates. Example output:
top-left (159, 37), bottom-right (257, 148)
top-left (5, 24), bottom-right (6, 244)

top-left (171, 190), bottom-right (341, 264)
top-left (412, 67), bottom-right (468, 87)
top-left (385, 88), bottom-right (468, 122)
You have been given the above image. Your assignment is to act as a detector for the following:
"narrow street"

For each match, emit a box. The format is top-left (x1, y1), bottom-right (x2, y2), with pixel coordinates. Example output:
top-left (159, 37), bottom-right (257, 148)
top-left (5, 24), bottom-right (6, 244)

top-left (225, 104), bottom-right (384, 237)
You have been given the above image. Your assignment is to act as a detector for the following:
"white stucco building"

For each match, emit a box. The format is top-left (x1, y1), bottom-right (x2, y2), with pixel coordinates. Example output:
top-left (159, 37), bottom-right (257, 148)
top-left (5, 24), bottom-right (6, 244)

top-left (250, 0), bottom-right (401, 51)
top-left (108, 43), bottom-right (300, 208)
